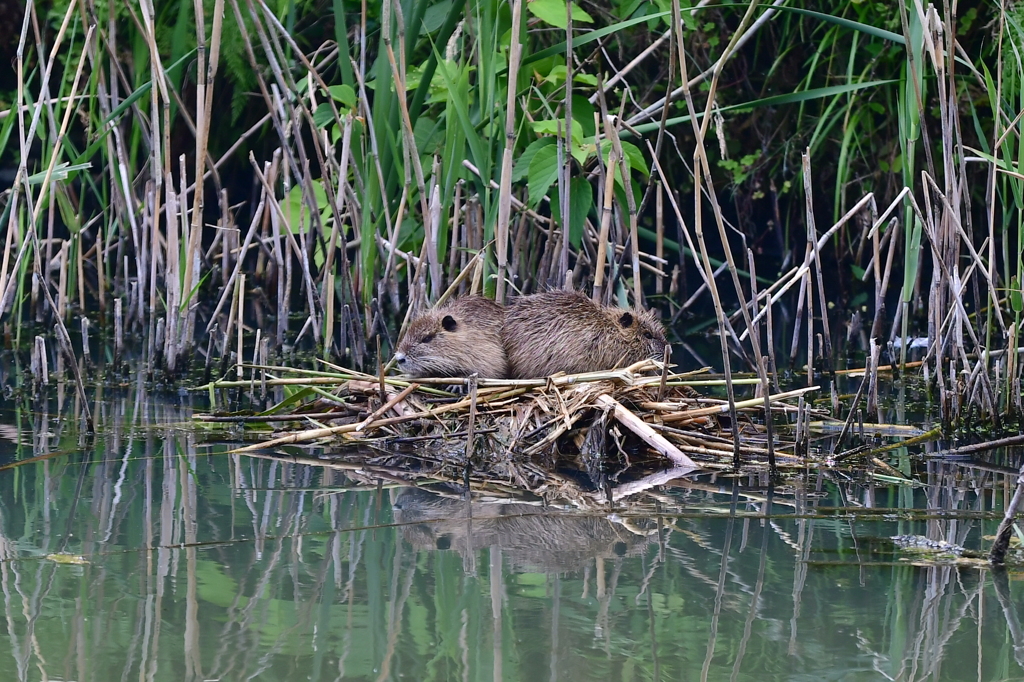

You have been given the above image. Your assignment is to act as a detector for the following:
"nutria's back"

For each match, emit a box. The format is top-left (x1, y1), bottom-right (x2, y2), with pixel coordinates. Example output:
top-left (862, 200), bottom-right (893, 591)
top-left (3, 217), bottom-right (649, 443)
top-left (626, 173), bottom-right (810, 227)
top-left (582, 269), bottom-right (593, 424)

top-left (394, 296), bottom-right (508, 378)
top-left (502, 290), bottom-right (667, 379)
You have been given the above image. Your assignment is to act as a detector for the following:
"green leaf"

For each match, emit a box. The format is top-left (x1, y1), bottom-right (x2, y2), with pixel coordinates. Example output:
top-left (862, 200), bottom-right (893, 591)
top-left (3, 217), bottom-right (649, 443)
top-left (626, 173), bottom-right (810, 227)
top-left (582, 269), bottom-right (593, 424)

top-left (527, 0), bottom-right (593, 29)
top-left (26, 162), bottom-right (93, 185)
top-left (620, 141), bottom-right (648, 178)
top-left (1012, 276), bottom-right (1023, 314)
top-left (54, 186), bottom-right (81, 235)
top-left (180, 270), bottom-right (212, 311)
top-left (528, 144), bottom-right (558, 207)
top-left (312, 102), bottom-right (334, 129)
top-left (281, 183), bottom-right (330, 235)
top-left (327, 84), bottom-right (356, 108)
top-left (422, 0), bottom-right (454, 33)
top-left (514, 138), bottom-right (555, 182)
top-left (531, 118), bottom-right (584, 145)
top-left (567, 177), bottom-right (592, 249)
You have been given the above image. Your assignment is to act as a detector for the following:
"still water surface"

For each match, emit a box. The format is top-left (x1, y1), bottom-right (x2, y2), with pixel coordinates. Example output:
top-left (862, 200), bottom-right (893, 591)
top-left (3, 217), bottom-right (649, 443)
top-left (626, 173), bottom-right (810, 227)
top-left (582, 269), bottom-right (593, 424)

top-left (0, 383), bottom-right (1021, 681)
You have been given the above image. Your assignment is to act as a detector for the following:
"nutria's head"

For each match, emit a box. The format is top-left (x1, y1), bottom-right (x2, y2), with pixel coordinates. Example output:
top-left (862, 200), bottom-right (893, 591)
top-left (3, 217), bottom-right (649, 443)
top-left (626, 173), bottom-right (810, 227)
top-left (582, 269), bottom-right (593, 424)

top-left (609, 306), bottom-right (669, 363)
top-left (394, 296), bottom-right (507, 379)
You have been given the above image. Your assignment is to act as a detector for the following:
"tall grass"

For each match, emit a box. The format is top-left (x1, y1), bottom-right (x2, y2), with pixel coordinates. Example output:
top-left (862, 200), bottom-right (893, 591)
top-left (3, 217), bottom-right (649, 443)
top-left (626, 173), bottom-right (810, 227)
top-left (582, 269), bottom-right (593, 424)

top-left (0, 0), bottom-right (1020, 426)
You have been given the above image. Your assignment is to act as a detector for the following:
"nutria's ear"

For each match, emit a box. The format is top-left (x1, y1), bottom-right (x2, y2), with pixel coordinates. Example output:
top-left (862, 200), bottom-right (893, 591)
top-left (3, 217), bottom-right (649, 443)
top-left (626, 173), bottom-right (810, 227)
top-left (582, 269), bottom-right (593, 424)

top-left (618, 312), bottom-right (634, 328)
top-left (441, 315), bottom-right (458, 332)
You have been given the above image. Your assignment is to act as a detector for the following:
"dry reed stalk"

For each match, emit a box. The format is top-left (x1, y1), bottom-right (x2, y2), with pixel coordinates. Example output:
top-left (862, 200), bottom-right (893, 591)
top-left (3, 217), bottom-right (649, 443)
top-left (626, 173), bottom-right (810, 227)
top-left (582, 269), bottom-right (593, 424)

top-left (376, 335), bottom-right (386, 401)
top-left (80, 317), bottom-right (91, 368)
top-left (250, 328), bottom-right (261, 390)
top-left (95, 224), bottom-right (106, 314)
top-left (494, 0), bottom-right (523, 303)
top-left (655, 183), bottom-right (664, 295)
top-left (449, 182), bottom-right (463, 291)
top-left (804, 269), bottom-right (813, 386)
top-left (182, 0), bottom-right (226, 350)
top-left (32, 335), bottom-right (47, 387)
top-left (114, 297), bottom-right (123, 363)
top-left (324, 269), bottom-right (335, 357)
top-left (465, 374), bottom-right (480, 464)
top-left (605, 111), bottom-right (642, 305)
top-left (321, 113), bottom-right (354, 286)
top-left (555, 128), bottom-right (569, 289)
top-left (788, 250), bottom-right (808, 368)
top-left (75, 234), bottom-right (85, 316)
top-left (427, 178), bottom-right (443, 301)
top-left (162, 176), bottom-right (180, 366)
top-left (592, 143), bottom-right (617, 303)
top-left (236, 273), bottom-right (245, 379)
top-left (57, 240), bottom-right (68, 321)
top-left (802, 152), bottom-right (833, 375)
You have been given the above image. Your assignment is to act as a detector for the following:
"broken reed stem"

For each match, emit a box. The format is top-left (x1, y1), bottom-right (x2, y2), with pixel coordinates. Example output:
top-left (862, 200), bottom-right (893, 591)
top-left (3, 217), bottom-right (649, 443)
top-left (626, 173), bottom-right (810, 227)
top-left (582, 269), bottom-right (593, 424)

top-left (595, 393), bottom-right (697, 469)
top-left (465, 374), bottom-right (479, 464)
top-left (655, 182), bottom-right (665, 295)
top-left (114, 297), bottom-right (124, 364)
top-left (353, 381), bottom-right (419, 432)
top-left (236, 273), bottom-right (245, 379)
top-left (802, 151), bottom-right (834, 377)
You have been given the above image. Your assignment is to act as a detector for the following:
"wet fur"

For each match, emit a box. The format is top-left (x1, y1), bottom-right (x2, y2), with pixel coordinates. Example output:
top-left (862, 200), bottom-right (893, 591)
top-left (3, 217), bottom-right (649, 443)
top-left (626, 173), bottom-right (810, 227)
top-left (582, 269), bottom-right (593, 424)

top-left (502, 290), bottom-right (667, 379)
top-left (395, 296), bottom-right (508, 378)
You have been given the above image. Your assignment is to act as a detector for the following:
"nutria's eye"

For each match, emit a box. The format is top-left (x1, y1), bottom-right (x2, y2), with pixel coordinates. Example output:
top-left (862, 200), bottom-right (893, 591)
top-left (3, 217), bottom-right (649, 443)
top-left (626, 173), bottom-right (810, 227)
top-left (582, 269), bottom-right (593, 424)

top-left (642, 330), bottom-right (654, 340)
top-left (618, 312), bottom-right (634, 328)
top-left (422, 333), bottom-right (436, 343)
top-left (441, 315), bottom-right (458, 332)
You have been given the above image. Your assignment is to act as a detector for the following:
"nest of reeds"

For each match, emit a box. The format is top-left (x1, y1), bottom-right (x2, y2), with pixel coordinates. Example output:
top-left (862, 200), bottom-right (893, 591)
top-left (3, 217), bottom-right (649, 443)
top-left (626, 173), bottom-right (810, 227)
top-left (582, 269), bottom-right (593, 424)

top-left (198, 359), bottom-right (817, 496)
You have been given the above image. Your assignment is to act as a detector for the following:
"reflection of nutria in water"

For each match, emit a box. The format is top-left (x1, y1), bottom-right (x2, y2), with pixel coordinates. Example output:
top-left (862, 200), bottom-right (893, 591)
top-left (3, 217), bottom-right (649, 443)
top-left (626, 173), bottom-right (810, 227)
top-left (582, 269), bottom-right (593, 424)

top-left (391, 486), bottom-right (653, 573)
top-left (394, 296), bottom-right (507, 378)
top-left (501, 290), bottom-right (668, 379)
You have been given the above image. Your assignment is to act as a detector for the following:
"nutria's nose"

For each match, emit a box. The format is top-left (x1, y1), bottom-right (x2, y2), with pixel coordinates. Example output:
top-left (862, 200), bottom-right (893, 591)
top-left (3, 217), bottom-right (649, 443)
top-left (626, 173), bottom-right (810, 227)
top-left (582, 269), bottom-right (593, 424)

top-left (394, 352), bottom-right (407, 365)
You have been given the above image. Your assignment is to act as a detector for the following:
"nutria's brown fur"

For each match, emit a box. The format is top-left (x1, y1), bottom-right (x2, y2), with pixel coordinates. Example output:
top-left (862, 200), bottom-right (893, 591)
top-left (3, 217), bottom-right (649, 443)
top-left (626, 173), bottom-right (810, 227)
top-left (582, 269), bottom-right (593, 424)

top-left (394, 296), bottom-right (508, 378)
top-left (502, 290), bottom-right (668, 379)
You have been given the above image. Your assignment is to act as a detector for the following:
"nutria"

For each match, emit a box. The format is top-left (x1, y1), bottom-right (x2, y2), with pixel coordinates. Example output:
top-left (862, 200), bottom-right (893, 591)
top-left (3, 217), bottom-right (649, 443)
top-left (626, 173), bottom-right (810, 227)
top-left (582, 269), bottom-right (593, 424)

top-left (502, 290), bottom-right (667, 379)
top-left (393, 296), bottom-right (508, 378)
